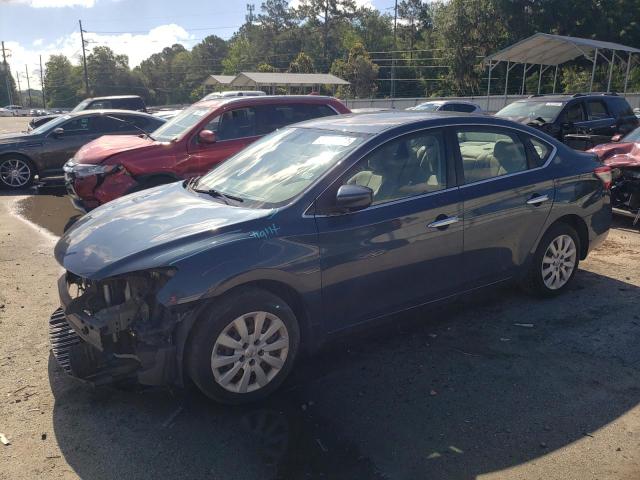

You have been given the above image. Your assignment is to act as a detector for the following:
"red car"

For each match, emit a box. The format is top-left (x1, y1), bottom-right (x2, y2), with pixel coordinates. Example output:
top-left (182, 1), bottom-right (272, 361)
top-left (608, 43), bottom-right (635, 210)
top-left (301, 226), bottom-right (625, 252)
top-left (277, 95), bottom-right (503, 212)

top-left (64, 95), bottom-right (350, 211)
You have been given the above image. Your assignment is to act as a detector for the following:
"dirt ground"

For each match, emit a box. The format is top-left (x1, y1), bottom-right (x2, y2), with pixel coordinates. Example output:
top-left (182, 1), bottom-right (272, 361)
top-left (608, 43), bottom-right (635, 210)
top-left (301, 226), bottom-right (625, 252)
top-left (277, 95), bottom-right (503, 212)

top-left (1, 115), bottom-right (640, 480)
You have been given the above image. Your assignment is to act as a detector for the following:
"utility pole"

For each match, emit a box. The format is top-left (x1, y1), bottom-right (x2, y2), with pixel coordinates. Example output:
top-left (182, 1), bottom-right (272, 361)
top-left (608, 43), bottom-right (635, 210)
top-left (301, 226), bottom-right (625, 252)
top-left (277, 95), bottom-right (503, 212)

top-left (1, 41), bottom-right (13, 105)
top-left (79, 19), bottom-right (90, 95)
top-left (39, 55), bottom-right (45, 107)
top-left (245, 4), bottom-right (255, 24)
top-left (25, 64), bottom-right (32, 108)
top-left (16, 72), bottom-right (22, 106)
top-left (391, 0), bottom-right (398, 98)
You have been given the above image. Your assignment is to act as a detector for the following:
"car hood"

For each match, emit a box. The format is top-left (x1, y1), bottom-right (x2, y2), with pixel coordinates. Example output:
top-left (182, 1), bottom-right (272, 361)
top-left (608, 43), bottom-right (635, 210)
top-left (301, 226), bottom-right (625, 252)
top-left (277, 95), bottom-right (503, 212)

top-left (0, 132), bottom-right (42, 145)
top-left (54, 182), bottom-right (271, 280)
top-left (589, 142), bottom-right (640, 168)
top-left (73, 134), bottom-right (157, 165)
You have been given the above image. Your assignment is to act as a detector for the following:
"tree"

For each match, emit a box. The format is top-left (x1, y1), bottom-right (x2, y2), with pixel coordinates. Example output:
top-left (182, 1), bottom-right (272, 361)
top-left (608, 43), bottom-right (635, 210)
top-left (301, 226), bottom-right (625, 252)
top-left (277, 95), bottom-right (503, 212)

top-left (257, 62), bottom-right (277, 72)
top-left (331, 43), bottom-right (379, 98)
top-left (44, 55), bottom-right (81, 107)
top-left (0, 64), bottom-right (18, 106)
top-left (288, 52), bottom-right (315, 73)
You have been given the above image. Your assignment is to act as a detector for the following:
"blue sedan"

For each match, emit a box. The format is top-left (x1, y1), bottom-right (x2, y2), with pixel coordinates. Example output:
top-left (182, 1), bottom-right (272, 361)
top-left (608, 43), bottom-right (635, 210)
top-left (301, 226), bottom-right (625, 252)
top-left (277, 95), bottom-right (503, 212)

top-left (51, 112), bottom-right (611, 404)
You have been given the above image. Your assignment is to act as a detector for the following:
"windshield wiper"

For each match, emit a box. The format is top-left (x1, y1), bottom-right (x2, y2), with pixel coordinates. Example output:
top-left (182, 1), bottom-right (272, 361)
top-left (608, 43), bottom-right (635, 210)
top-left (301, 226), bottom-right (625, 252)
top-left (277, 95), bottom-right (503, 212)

top-left (193, 187), bottom-right (244, 204)
top-left (104, 115), bottom-right (156, 141)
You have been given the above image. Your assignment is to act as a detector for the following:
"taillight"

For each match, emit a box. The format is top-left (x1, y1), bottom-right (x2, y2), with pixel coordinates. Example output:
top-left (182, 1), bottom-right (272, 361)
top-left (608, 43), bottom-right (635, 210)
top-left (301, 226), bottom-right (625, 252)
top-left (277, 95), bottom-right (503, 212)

top-left (594, 165), bottom-right (612, 190)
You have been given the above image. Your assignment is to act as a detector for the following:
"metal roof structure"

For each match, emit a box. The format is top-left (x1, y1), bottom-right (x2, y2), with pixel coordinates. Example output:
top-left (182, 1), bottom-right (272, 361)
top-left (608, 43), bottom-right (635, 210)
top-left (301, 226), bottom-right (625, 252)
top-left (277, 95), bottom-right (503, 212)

top-left (230, 72), bottom-right (349, 88)
top-left (483, 33), bottom-right (639, 110)
top-left (202, 75), bottom-right (235, 87)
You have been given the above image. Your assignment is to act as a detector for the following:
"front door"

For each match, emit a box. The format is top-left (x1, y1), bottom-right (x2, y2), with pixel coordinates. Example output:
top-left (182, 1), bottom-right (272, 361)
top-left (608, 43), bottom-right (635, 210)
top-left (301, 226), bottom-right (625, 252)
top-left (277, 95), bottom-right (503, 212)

top-left (315, 128), bottom-right (464, 332)
top-left (452, 126), bottom-right (555, 288)
top-left (40, 116), bottom-right (102, 175)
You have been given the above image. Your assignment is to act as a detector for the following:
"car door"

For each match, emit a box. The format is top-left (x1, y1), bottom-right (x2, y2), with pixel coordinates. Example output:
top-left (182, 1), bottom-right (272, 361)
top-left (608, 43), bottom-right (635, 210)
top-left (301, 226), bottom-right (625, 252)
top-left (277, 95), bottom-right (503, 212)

top-left (453, 125), bottom-right (555, 288)
top-left (585, 98), bottom-right (616, 136)
top-left (314, 128), bottom-right (464, 332)
top-left (560, 101), bottom-right (589, 138)
top-left (187, 106), bottom-right (261, 175)
top-left (39, 115), bottom-right (102, 174)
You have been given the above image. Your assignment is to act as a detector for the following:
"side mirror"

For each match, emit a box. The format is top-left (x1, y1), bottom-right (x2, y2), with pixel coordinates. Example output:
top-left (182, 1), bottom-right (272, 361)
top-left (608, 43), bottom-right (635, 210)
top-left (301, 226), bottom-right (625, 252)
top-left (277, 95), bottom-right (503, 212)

top-left (198, 129), bottom-right (217, 144)
top-left (611, 133), bottom-right (623, 142)
top-left (335, 184), bottom-right (373, 212)
top-left (52, 127), bottom-right (64, 138)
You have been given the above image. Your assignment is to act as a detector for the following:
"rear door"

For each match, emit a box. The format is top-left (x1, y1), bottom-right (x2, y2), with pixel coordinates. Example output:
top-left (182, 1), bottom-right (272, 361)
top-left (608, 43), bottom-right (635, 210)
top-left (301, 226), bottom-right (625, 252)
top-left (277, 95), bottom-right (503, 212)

top-left (315, 128), bottom-right (464, 331)
top-left (585, 98), bottom-right (616, 136)
top-left (453, 126), bottom-right (555, 288)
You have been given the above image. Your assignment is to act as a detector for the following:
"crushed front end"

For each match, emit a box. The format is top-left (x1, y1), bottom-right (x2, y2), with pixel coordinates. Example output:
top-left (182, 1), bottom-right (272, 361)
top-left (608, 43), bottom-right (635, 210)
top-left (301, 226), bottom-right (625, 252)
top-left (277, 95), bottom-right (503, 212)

top-left (50, 269), bottom-right (181, 386)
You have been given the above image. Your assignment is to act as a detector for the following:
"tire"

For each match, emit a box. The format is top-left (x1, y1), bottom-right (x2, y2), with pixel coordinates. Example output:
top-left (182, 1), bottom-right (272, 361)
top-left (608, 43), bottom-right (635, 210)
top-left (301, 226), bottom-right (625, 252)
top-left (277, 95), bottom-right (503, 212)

top-left (521, 223), bottom-right (581, 297)
top-left (186, 287), bottom-right (300, 404)
top-left (0, 156), bottom-right (35, 189)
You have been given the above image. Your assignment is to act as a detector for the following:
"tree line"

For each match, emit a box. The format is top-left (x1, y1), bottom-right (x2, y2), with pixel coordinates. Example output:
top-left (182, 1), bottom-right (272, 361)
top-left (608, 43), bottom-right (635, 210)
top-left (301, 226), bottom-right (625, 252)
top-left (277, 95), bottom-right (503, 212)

top-left (3, 0), bottom-right (640, 108)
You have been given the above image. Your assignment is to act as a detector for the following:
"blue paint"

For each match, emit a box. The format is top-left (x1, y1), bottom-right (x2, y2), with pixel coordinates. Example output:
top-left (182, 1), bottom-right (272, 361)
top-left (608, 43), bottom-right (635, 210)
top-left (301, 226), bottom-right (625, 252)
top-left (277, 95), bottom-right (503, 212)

top-left (249, 223), bottom-right (281, 240)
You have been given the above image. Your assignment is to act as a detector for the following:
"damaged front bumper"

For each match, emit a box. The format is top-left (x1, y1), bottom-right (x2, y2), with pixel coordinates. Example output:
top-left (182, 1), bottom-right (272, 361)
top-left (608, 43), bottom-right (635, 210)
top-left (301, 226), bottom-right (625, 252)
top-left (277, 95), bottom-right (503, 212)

top-left (49, 270), bottom-right (180, 387)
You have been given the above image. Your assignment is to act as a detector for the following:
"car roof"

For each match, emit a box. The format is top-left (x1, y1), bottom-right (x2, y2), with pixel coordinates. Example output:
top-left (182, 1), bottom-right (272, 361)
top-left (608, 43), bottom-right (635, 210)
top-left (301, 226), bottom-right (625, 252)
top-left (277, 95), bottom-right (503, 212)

top-left (513, 94), bottom-right (621, 104)
top-left (294, 110), bottom-right (502, 135)
top-left (193, 95), bottom-right (343, 109)
top-left (64, 109), bottom-right (157, 118)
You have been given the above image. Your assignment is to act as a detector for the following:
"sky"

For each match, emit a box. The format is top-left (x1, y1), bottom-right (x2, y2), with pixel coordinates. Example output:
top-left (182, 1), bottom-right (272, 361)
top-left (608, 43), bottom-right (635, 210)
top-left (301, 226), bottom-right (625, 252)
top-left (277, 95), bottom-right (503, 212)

top-left (0, 0), bottom-right (397, 91)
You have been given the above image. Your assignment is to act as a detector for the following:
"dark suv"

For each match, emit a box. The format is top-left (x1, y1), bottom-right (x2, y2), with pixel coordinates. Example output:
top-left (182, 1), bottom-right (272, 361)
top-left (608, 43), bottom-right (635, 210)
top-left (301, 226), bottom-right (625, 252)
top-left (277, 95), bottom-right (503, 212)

top-left (496, 94), bottom-right (638, 148)
top-left (29, 96), bottom-right (148, 130)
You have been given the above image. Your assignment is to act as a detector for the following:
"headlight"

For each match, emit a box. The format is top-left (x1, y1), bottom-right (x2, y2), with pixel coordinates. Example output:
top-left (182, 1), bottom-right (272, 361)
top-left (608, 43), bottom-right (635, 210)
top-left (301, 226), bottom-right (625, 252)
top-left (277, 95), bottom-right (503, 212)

top-left (69, 163), bottom-right (120, 178)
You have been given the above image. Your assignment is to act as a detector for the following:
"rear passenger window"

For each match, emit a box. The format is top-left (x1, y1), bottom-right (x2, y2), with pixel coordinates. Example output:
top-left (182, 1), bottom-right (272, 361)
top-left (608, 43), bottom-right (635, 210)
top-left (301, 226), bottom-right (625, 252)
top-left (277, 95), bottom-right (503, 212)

top-left (257, 104), bottom-right (337, 135)
top-left (455, 128), bottom-right (528, 183)
top-left (345, 129), bottom-right (447, 205)
top-left (528, 137), bottom-right (552, 167)
top-left (587, 100), bottom-right (609, 120)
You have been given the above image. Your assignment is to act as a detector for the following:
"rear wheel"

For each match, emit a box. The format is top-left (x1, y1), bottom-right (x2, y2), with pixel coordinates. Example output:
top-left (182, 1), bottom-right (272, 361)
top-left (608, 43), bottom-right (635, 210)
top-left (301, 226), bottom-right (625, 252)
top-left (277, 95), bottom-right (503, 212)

top-left (0, 156), bottom-right (35, 189)
top-left (521, 223), bottom-right (580, 297)
top-left (186, 288), bottom-right (300, 404)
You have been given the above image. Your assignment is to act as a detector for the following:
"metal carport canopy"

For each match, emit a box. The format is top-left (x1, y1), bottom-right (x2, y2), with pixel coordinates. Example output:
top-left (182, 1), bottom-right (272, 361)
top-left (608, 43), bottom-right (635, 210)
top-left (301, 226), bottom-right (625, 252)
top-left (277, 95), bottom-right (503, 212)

top-left (485, 33), bottom-right (640, 66)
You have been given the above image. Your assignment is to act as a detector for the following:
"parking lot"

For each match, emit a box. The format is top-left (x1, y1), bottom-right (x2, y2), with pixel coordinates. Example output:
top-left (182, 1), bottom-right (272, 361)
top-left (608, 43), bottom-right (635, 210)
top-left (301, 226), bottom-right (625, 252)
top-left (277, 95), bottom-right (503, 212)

top-left (1, 115), bottom-right (640, 479)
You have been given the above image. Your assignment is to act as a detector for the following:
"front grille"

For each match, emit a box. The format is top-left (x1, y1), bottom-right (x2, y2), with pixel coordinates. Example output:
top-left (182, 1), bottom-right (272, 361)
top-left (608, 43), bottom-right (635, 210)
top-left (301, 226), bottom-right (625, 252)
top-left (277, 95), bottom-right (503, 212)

top-left (49, 307), bottom-right (80, 374)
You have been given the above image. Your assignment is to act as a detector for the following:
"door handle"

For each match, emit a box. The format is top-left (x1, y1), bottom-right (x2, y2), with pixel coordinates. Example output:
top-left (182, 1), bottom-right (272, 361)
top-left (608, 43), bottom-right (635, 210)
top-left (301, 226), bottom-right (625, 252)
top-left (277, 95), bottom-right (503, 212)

top-left (526, 194), bottom-right (549, 205)
top-left (427, 216), bottom-right (460, 229)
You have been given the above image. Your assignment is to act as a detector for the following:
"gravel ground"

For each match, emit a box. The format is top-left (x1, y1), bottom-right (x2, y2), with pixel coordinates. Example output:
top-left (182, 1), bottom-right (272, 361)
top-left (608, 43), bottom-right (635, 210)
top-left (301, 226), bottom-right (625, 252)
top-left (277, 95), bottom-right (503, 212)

top-left (0, 115), bottom-right (640, 479)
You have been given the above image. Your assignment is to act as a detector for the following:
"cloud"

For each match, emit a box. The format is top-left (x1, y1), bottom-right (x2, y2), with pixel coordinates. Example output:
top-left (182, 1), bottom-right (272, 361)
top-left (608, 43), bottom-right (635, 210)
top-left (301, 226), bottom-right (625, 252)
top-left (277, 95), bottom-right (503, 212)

top-left (6, 24), bottom-right (195, 87)
top-left (32, 39), bottom-right (44, 47)
top-left (5, 0), bottom-right (96, 7)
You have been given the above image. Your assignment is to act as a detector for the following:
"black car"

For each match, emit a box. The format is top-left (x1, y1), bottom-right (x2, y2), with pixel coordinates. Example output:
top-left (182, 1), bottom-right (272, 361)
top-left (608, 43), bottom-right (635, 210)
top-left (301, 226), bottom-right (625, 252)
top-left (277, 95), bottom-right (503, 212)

top-left (28, 95), bottom-right (148, 131)
top-left (0, 110), bottom-right (165, 188)
top-left (50, 111), bottom-right (611, 404)
top-left (496, 93), bottom-right (639, 146)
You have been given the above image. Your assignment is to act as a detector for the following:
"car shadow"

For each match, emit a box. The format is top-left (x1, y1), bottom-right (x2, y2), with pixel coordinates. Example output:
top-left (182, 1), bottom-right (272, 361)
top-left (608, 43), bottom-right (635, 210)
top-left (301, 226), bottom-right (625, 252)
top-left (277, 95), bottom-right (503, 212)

top-left (49, 270), bottom-right (640, 479)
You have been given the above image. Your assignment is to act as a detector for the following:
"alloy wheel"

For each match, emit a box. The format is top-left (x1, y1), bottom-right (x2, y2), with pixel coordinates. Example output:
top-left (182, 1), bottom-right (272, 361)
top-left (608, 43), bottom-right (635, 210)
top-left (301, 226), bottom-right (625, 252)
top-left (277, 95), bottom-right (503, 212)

top-left (541, 234), bottom-right (577, 290)
top-left (0, 158), bottom-right (31, 188)
top-left (211, 311), bottom-right (290, 394)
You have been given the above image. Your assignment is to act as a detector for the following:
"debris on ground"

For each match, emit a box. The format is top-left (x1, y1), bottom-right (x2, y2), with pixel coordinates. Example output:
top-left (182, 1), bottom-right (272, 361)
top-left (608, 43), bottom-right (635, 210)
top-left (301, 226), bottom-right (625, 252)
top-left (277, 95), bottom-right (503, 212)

top-left (514, 323), bottom-right (535, 328)
top-left (430, 389), bottom-right (438, 396)
top-left (316, 438), bottom-right (328, 452)
top-left (449, 446), bottom-right (464, 454)
top-left (0, 433), bottom-right (10, 445)
top-left (427, 452), bottom-right (442, 459)
top-left (161, 406), bottom-right (183, 429)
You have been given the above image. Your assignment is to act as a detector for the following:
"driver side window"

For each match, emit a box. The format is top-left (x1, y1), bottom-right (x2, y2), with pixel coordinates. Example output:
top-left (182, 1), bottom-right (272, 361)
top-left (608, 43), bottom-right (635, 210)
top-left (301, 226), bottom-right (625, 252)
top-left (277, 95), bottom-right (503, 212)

top-left (345, 129), bottom-right (447, 205)
top-left (59, 117), bottom-right (93, 135)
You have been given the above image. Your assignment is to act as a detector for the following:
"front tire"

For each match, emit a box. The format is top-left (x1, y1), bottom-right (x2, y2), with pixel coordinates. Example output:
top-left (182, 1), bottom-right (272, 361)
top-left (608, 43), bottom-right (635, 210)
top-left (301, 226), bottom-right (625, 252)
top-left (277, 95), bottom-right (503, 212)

top-left (186, 288), bottom-right (300, 404)
top-left (0, 156), bottom-right (35, 189)
top-left (521, 223), bottom-right (580, 297)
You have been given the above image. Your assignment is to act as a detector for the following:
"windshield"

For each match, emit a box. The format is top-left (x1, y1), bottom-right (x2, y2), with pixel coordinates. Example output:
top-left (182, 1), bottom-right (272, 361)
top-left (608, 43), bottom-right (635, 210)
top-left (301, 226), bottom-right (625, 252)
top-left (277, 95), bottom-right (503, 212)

top-left (72, 99), bottom-right (91, 112)
top-left (194, 127), bottom-right (368, 208)
top-left (152, 106), bottom-right (211, 142)
top-left (496, 101), bottom-right (564, 122)
top-left (413, 103), bottom-right (440, 112)
top-left (623, 127), bottom-right (640, 142)
top-left (29, 114), bottom-right (72, 135)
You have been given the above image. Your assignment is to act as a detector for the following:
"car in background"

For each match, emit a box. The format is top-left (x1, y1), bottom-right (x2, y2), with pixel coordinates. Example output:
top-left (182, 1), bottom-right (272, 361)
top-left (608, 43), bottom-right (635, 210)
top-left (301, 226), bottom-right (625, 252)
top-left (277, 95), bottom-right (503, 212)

top-left (29, 108), bottom-right (49, 117)
top-left (201, 91), bottom-right (267, 101)
top-left (65, 95), bottom-right (350, 211)
top-left (407, 100), bottom-right (483, 113)
top-left (634, 107), bottom-right (640, 119)
top-left (496, 94), bottom-right (638, 146)
top-left (0, 107), bottom-right (13, 117)
top-left (50, 111), bottom-right (611, 404)
top-left (28, 95), bottom-right (148, 131)
top-left (152, 108), bottom-right (183, 120)
top-left (2, 105), bottom-right (30, 116)
top-left (0, 110), bottom-right (165, 189)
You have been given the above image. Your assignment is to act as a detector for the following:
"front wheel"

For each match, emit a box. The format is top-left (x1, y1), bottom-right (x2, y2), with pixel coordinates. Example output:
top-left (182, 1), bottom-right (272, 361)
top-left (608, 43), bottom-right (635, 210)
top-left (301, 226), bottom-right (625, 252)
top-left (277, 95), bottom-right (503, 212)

top-left (521, 223), bottom-right (580, 297)
top-left (0, 156), bottom-right (35, 189)
top-left (186, 288), bottom-right (300, 404)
